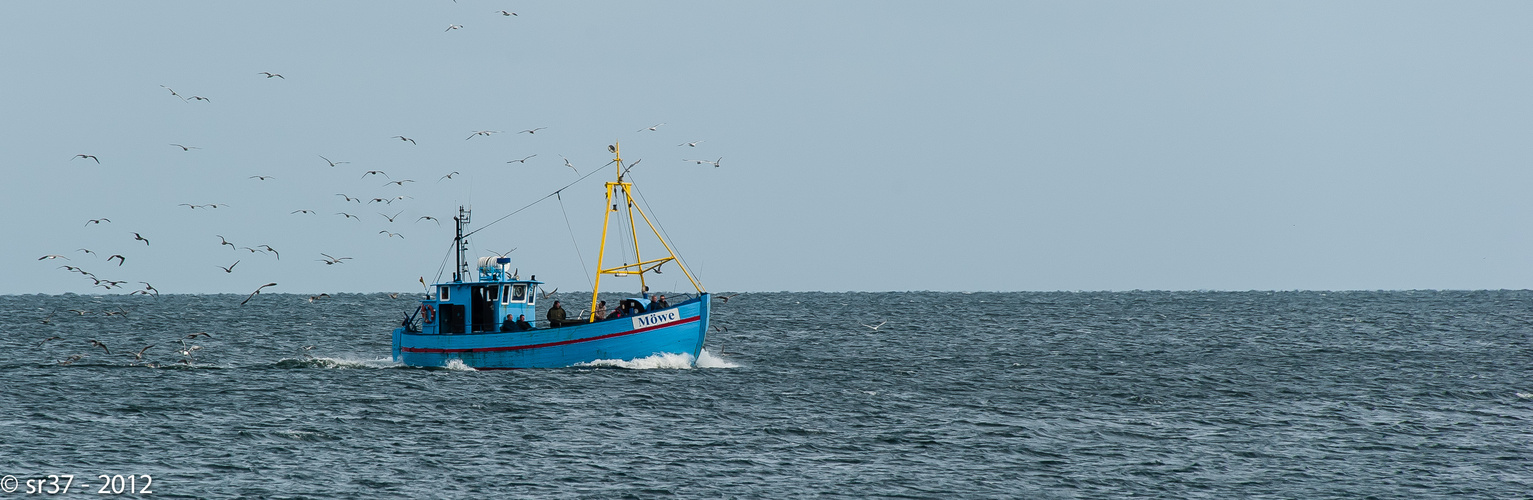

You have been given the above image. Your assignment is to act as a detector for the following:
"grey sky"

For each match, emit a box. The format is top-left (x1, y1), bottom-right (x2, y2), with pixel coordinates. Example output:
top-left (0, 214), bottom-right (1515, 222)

top-left (4, 1), bottom-right (1531, 294)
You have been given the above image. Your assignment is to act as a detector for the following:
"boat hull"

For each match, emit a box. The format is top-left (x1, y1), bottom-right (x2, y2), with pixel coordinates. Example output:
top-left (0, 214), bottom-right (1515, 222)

top-left (392, 295), bottom-right (709, 369)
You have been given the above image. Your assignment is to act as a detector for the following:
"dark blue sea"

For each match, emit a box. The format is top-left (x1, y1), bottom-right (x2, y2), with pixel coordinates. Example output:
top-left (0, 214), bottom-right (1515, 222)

top-left (1, 291), bottom-right (1529, 498)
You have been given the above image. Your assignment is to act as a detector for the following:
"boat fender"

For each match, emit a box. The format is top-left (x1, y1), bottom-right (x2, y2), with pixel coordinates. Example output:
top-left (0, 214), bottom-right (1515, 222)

top-left (420, 304), bottom-right (436, 324)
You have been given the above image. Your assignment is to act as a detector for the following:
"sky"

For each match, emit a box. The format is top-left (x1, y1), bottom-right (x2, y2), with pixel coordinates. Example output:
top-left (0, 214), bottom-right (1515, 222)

top-left (4, 1), bottom-right (1532, 294)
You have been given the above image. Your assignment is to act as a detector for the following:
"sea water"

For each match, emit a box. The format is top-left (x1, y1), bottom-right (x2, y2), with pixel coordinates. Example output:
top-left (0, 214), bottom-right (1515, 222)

top-left (0, 291), bottom-right (1529, 498)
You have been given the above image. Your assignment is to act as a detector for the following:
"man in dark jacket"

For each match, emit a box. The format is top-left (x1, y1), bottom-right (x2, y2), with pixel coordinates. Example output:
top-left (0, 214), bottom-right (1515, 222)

top-left (514, 314), bottom-right (533, 331)
top-left (547, 301), bottom-right (567, 328)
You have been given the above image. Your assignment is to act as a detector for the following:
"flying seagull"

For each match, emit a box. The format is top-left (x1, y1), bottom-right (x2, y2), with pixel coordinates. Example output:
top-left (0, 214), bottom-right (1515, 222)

top-left (445, 24), bottom-right (463, 32)
top-left (417, 216), bottom-right (440, 225)
top-left (189, 95), bottom-right (210, 102)
top-left (219, 260), bottom-right (240, 273)
top-left (38, 254), bottom-right (69, 260)
top-left (217, 235), bottom-right (236, 248)
top-left (72, 154), bottom-right (100, 163)
top-left (466, 130), bottom-right (501, 140)
top-left (383, 179), bottom-right (415, 187)
top-left (258, 72), bottom-right (284, 79)
top-left (496, 10), bottom-right (518, 16)
top-left (107, 254), bottom-right (125, 266)
top-left (249, 175), bottom-right (274, 181)
top-left (319, 155), bottom-right (349, 167)
top-left (439, 171), bottom-right (460, 182)
top-left (337, 212), bottom-right (360, 221)
top-left (89, 339), bottom-right (110, 354)
top-left (361, 170), bottom-right (388, 179)
top-left (160, 85), bottom-right (186, 101)
top-left (84, 218), bottom-right (110, 226)
top-left (638, 123), bottom-right (665, 132)
top-left (379, 230), bottom-right (404, 238)
top-left (861, 320), bottom-right (888, 331)
top-left (390, 136), bottom-right (416, 145)
top-left (130, 345), bottom-right (155, 361)
top-left (519, 127), bottom-right (545, 134)
top-left (561, 156), bottom-right (577, 173)
top-left (380, 210), bottom-right (403, 222)
top-left (133, 232), bottom-right (150, 245)
top-left (678, 140), bottom-right (703, 147)
top-left (506, 154), bottom-right (537, 164)
top-left (170, 144), bottom-right (201, 151)
top-left (240, 283), bottom-right (278, 305)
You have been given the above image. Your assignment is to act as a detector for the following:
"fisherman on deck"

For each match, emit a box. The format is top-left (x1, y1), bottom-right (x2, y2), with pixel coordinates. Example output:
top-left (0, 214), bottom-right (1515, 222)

top-left (548, 300), bottom-right (567, 328)
top-left (592, 300), bottom-right (608, 321)
top-left (514, 314), bottom-right (532, 331)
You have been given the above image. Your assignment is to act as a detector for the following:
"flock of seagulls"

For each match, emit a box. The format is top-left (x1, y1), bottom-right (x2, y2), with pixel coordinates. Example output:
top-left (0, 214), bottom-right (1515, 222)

top-left (36, 5), bottom-right (742, 370)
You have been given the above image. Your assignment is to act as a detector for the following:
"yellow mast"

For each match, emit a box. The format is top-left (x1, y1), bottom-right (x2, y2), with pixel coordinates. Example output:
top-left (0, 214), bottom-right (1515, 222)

top-left (586, 142), bottom-right (705, 322)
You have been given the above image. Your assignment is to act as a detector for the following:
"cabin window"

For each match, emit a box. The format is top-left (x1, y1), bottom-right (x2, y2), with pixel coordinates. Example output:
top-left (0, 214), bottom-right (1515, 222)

top-left (511, 284), bottom-right (527, 302)
top-left (527, 285), bottom-right (536, 305)
top-left (501, 285), bottom-right (511, 305)
top-left (439, 286), bottom-right (450, 301)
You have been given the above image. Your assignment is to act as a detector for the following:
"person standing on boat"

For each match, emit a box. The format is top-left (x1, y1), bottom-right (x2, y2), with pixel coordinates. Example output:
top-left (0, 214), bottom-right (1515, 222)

top-left (548, 300), bottom-right (567, 328)
top-left (592, 300), bottom-right (608, 321)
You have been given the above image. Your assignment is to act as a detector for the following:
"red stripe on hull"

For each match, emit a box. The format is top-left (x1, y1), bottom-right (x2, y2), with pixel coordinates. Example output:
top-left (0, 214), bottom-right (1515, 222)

top-left (401, 315), bottom-right (700, 354)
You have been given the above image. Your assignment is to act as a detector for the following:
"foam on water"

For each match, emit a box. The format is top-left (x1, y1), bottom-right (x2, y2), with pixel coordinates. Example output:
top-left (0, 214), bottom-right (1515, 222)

top-left (576, 351), bottom-right (698, 369)
top-left (274, 357), bottom-right (400, 369)
top-left (695, 348), bottom-right (740, 368)
top-left (442, 358), bottom-right (477, 371)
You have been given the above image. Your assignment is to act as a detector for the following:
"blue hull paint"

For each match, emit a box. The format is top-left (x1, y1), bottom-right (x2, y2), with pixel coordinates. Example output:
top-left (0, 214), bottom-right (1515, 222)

top-left (393, 295), bottom-right (710, 369)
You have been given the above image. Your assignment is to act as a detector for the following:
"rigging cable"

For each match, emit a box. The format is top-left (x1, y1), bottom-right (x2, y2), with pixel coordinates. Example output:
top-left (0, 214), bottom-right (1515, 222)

top-left (461, 166), bottom-right (606, 240)
top-left (557, 191), bottom-right (595, 289)
top-left (626, 172), bottom-right (702, 287)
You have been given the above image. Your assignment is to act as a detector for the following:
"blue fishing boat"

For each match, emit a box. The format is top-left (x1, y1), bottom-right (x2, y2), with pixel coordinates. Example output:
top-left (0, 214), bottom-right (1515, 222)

top-left (391, 144), bottom-right (710, 369)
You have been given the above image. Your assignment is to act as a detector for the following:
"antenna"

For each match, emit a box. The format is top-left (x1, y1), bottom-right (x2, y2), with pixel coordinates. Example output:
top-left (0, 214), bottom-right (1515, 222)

top-left (453, 206), bottom-right (471, 281)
